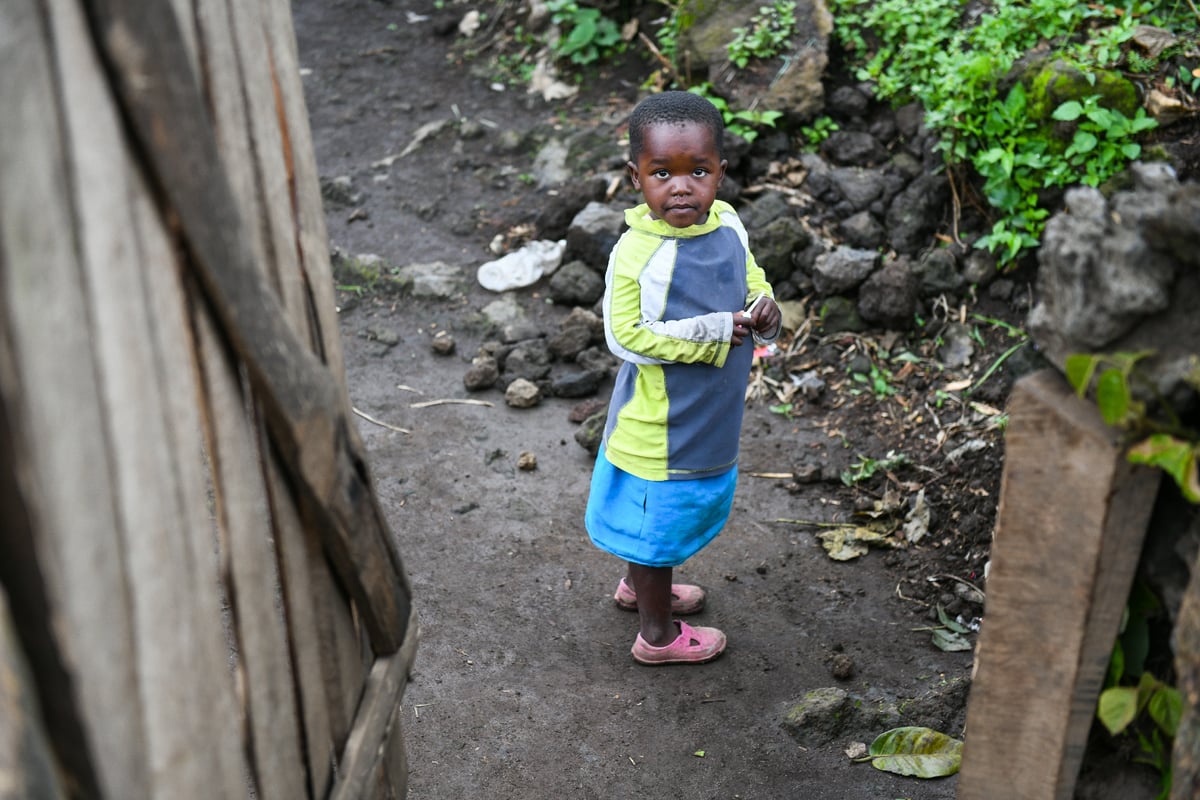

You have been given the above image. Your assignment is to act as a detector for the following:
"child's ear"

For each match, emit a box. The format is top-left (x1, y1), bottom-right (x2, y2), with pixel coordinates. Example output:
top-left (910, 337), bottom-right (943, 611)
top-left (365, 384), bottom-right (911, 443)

top-left (717, 159), bottom-right (728, 184)
top-left (626, 161), bottom-right (642, 190)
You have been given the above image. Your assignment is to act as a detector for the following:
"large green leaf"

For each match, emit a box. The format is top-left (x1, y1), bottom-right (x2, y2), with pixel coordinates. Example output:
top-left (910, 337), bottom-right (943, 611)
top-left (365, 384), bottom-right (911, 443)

top-left (1098, 686), bottom-right (1138, 736)
top-left (867, 727), bottom-right (963, 777)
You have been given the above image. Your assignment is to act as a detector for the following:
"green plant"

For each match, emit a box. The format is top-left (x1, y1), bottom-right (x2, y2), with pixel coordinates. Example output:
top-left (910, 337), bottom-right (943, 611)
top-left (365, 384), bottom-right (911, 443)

top-left (841, 450), bottom-right (908, 486)
top-left (546, 0), bottom-right (624, 66)
top-left (1099, 582), bottom-right (1181, 798)
top-left (799, 115), bottom-right (839, 150)
top-left (850, 362), bottom-right (897, 399)
top-left (727, 1), bottom-right (798, 68)
top-left (828, 0), bottom-right (1173, 266)
top-left (1066, 351), bottom-right (1200, 502)
top-left (688, 83), bottom-right (783, 142)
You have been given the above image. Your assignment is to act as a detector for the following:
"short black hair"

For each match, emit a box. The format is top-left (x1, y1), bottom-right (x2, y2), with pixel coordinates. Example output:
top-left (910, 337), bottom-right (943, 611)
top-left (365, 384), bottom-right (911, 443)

top-left (627, 91), bottom-right (725, 163)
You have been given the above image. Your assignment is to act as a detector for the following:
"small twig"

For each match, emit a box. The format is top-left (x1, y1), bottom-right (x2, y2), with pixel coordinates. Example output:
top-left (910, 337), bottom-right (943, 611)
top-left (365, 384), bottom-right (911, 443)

top-left (352, 407), bottom-right (411, 434)
top-left (748, 472), bottom-right (793, 479)
top-left (928, 573), bottom-right (985, 597)
top-left (396, 384), bottom-right (425, 394)
top-left (410, 398), bottom-right (494, 409)
top-left (895, 583), bottom-right (931, 607)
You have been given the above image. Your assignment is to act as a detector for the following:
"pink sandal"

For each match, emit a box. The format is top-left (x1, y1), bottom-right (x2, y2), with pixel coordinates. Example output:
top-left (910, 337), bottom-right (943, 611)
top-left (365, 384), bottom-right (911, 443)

top-left (613, 577), bottom-right (706, 615)
top-left (631, 620), bottom-right (727, 665)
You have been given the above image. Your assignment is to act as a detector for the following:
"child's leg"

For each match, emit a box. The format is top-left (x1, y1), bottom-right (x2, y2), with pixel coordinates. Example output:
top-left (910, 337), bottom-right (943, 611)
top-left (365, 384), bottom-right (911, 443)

top-left (627, 562), bottom-right (676, 646)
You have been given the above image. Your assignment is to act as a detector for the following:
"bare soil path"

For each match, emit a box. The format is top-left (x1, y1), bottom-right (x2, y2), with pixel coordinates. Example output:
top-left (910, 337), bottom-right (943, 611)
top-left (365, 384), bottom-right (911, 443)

top-left (292, 2), bottom-right (1023, 797)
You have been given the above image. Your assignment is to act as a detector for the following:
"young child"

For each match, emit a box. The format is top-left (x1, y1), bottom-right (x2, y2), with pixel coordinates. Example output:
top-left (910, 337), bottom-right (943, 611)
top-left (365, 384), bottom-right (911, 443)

top-left (585, 91), bottom-right (782, 665)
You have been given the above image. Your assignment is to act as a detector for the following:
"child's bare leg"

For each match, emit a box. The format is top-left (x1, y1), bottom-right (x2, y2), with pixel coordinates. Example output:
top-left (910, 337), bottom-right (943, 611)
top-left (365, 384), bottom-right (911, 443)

top-left (627, 562), bottom-right (676, 646)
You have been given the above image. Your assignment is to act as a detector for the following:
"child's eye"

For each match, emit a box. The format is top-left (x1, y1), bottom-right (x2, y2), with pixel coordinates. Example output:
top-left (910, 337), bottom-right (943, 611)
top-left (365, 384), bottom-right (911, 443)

top-left (653, 169), bottom-right (671, 179)
top-left (693, 168), bottom-right (710, 178)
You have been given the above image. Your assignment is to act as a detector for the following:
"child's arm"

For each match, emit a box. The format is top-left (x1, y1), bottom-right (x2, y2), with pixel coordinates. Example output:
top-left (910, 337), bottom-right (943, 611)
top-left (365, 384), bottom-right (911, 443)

top-left (605, 269), bottom-right (735, 367)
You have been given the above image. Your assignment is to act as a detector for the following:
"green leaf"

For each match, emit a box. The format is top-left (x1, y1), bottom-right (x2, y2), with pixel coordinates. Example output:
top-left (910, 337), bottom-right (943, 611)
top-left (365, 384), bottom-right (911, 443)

top-left (867, 727), bottom-right (963, 778)
top-left (937, 604), bottom-right (970, 634)
top-left (1053, 100), bottom-right (1084, 121)
top-left (1148, 685), bottom-right (1183, 737)
top-left (1128, 435), bottom-right (1200, 503)
top-left (1065, 353), bottom-right (1099, 396)
top-left (1095, 368), bottom-right (1130, 426)
top-left (1098, 686), bottom-right (1138, 735)
top-left (931, 627), bottom-right (973, 652)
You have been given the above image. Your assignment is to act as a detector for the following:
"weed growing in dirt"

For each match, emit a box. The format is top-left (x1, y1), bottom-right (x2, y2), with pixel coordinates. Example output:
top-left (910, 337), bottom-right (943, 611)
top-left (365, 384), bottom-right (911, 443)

top-left (545, 0), bottom-right (625, 65)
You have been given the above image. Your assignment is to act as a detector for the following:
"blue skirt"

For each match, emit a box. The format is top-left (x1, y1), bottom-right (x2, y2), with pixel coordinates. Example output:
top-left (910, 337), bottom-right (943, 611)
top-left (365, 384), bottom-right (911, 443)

top-left (585, 446), bottom-right (737, 568)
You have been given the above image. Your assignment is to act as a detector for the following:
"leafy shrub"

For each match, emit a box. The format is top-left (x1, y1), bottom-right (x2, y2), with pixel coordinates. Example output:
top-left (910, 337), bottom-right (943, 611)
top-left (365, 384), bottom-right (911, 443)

top-left (827, 0), bottom-right (1188, 266)
top-left (546, 0), bottom-right (624, 66)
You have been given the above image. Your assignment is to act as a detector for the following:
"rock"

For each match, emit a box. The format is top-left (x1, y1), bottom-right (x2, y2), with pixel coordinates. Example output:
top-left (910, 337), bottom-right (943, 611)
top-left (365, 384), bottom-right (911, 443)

top-left (547, 259), bottom-right (605, 306)
top-left (829, 167), bottom-right (886, 213)
top-left (477, 239), bottom-right (566, 292)
top-left (812, 246), bottom-right (879, 296)
top-left (916, 248), bottom-right (966, 298)
top-left (676, 0), bottom-right (830, 121)
top-left (828, 85), bottom-right (869, 118)
top-left (838, 211), bottom-right (885, 250)
top-left (397, 261), bottom-right (466, 299)
top-left (822, 131), bottom-right (888, 166)
top-left (858, 258), bottom-right (919, 330)
top-left (886, 174), bottom-right (949, 254)
top-left (550, 369), bottom-right (601, 398)
top-left (505, 378), bottom-right (541, 408)
top-left (782, 686), bottom-right (904, 749)
top-left (1029, 173), bottom-right (1200, 403)
top-left (575, 346), bottom-right (617, 379)
top-left (463, 356), bottom-right (500, 391)
top-left (829, 653), bottom-right (855, 681)
top-left (749, 216), bottom-right (811, 285)
top-left (548, 324), bottom-right (593, 362)
top-left (938, 323), bottom-right (976, 369)
top-left (574, 410), bottom-right (606, 455)
top-left (517, 451), bottom-right (537, 471)
top-left (568, 397), bottom-right (607, 424)
top-left (430, 332), bottom-right (456, 356)
top-left (482, 295), bottom-right (533, 335)
top-left (359, 324), bottom-right (400, 348)
top-left (502, 339), bottom-right (552, 382)
top-left (817, 296), bottom-right (867, 334)
top-left (565, 201), bottom-right (626, 271)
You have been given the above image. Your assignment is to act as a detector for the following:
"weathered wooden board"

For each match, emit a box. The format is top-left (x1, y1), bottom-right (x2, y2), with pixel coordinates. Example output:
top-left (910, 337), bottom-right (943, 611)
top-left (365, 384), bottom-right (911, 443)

top-left (195, 309), bottom-right (307, 800)
top-left (330, 609), bottom-right (420, 800)
top-left (91, 0), bottom-right (411, 655)
top-left (1, 0), bottom-right (416, 795)
top-left (0, 588), bottom-right (68, 800)
top-left (959, 369), bottom-right (1161, 799)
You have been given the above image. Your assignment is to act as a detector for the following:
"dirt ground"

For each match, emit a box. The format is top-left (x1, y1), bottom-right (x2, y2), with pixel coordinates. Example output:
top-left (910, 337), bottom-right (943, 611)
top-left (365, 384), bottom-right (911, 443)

top-left (291, 2), bottom-right (1149, 797)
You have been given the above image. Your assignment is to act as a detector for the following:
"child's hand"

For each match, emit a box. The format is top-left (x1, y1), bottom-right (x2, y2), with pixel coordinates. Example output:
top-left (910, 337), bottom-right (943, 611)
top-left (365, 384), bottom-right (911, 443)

top-left (731, 311), bottom-right (752, 347)
top-left (750, 297), bottom-right (782, 338)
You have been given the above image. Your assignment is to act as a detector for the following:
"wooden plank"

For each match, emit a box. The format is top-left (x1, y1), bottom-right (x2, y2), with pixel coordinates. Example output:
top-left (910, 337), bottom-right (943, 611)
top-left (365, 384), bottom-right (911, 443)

top-left (267, 459), bottom-right (335, 797)
top-left (959, 370), bottom-right (1161, 799)
top-left (0, 2), bottom-right (149, 795)
top-left (194, 310), bottom-right (307, 800)
top-left (306, 551), bottom-right (367, 756)
top-left (89, 0), bottom-right (411, 654)
top-left (0, 588), bottom-right (68, 800)
top-left (329, 608), bottom-right (420, 800)
top-left (195, 0), bottom-right (308, 319)
top-left (260, 0), bottom-right (350, 382)
top-left (1173, 534), bottom-right (1200, 799)
top-left (44, 0), bottom-right (250, 792)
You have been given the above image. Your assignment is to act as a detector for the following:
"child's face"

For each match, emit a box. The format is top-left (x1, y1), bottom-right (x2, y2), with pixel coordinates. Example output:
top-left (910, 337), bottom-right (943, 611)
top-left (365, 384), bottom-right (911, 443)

top-left (628, 121), bottom-right (727, 229)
